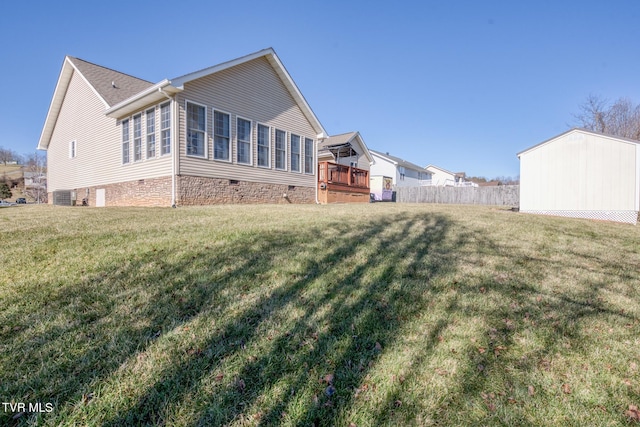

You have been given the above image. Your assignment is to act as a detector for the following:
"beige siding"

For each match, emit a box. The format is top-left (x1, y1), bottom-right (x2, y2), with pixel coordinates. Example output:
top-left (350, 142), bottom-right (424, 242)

top-left (47, 70), bottom-right (172, 192)
top-left (175, 57), bottom-right (317, 187)
top-left (520, 131), bottom-right (638, 211)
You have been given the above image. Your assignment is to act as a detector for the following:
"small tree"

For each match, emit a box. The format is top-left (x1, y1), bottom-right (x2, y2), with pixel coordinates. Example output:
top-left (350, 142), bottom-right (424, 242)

top-left (0, 182), bottom-right (12, 200)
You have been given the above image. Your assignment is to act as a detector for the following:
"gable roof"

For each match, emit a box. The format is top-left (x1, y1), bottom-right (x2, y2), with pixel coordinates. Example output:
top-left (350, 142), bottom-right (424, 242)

top-left (105, 48), bottom-right (326, 137)
top-left (517, 127), bottom-right (640, 158)
top-left (38, 56), bottom-right (154, 150)
top-left (69, 57), bottom-right (154, 107)
top-left (424, 164), bottom-right (464, 177)
top-left (318, 131), bottom-right (373, 163)
top-left (370, 149), bottom-right (424, 171)
top-left (38, 48), bottom-right (326, 150)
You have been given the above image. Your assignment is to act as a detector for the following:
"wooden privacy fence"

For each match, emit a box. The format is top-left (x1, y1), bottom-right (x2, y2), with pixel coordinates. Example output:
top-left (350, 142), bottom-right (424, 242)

top-left (395, 185), bottom-right (520, 206)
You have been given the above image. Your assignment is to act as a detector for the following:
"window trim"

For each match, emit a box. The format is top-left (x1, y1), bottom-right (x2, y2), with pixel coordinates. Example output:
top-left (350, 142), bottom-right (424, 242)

top-left (274, 129), bottom-right (287, 171)
top-left (290, 133), bottom-right (301, 173)
top-left (160, 102), bottom-right (171, 156)
top-left (122, 118), bottom-right (130, 164)
top-left (213, 109), bottom-right (232, 162)
top-left (133, 113), bottom-right (143, 162)
top-left (146, 108), bottom-right (156, 159)
top-left (185, 100), bottom-right (208, 159)
top-left (236, 116), bottom-right (253, 166)
top-left (304, 137), bottom-right (314, 175)
top-left (69, 140), bottom-right (76, 159)
top-left (256, 123), bottom-right (271, 169)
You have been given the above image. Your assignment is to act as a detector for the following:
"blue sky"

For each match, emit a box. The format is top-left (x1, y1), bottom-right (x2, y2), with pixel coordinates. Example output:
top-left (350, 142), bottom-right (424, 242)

top-left (1, 0), bottom-right (639, 178)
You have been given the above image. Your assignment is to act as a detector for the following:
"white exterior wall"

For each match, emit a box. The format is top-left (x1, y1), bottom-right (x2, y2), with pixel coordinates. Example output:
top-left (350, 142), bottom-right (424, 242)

top-left (174, 57), bottom-right (317, 187)
top-left (370, 154), bottom-right (399, 184)
top-left (519, 130), bottom-right (639, 224)
top-left (47, 70), bottom-right (172, 192)
top-left (427, 168), bottom-right (456, 186)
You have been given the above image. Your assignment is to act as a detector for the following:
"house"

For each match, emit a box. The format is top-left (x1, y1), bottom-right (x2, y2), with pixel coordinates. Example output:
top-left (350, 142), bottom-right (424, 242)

top-left (38, 48), bottom-right (330, 207)
top-left (316, 132), bottom-right (373, 203)
top-left (369, 150), bottom-right (432, 188)
top-left (424, 165), bottom-right (476, 187)
top-left (517, 128), bottom-right (640, 224)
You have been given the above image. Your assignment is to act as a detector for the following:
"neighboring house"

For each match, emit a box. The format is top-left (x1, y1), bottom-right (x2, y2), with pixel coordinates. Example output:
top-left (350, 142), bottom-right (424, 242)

top-left (38, 48), bottom-right (328, 207)
top-left (517, 128), bottom-right (640, 225)
top-left (369, 150), bottom-right (432, 187)
top-left (425, 165), bottom-right (476, 187)
top-left (317, 132), bottom-right (373, 203)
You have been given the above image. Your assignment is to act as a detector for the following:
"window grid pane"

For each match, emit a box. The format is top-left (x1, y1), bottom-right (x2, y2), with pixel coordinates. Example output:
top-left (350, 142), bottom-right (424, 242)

top-left (304, 138), bottom-right (314, 174)
top-left (237, 118), bottom-right (251, 164)
top-left (146, 109), bottom-right (156, 158)
top-left (186, 103), bottom-right (205, 157)
top-left (275, 129), bottom-right (286, 170)
top-left (134, 115), bottom-right (142, 161)
top-left (161, 103), bottom-right (171, 155)
top-left (257, 124), bottom-right (270, 167)
top-left (214, 111), bottom-right (230, 160)
top-left (291, 134), bottom-right (300, 172)
top-left (122, 119), bottom-right (130, 164)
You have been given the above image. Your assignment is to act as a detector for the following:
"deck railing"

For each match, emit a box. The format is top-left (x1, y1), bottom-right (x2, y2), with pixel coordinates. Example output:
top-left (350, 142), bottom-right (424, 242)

top-left (318, 162), bottom-right (369, 188)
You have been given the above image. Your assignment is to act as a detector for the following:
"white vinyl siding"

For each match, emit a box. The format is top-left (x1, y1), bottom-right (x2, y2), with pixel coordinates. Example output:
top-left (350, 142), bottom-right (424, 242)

top-left (257, 124), bottom-right (270, 168)
top-left (186, 101), bottom-right (207, 158)
top-left (161, 103), bottom-right (171, 155)
top-left (122, 119), bottom-right (130, 164)
top-left (69, 140), bottom-right (76, 159)
top-left (291, 134), bottom-right (300, 172)
top-left (236, 117), bottom-right (252, 165)
top-left (275, 129), bottom-right (286, 170)
top-left (133, 114), bottom-right (142, 162)
top-left (46, 71), bottom-right (171, 194)
top-left (214, 110), bottom-right (230, 161)
top-left (175, 56), bottom-right (317, 188)
top-left (304, 137), bottom-right (314, 174)
top-left (146, 108), bottom-right (156, 159)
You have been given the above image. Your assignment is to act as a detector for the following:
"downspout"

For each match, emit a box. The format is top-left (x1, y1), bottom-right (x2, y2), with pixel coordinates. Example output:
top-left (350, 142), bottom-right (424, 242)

top-left (315, 137), bottom-right (323, 204)
top-left (159, 88), bottom-right (177, 207)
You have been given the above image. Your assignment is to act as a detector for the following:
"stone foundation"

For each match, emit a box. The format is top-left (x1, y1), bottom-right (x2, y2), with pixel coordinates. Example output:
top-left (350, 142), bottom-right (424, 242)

top-left (177, 175), bottom-right (315, 205)
top-left (60, 176), bottom-right (173, 207)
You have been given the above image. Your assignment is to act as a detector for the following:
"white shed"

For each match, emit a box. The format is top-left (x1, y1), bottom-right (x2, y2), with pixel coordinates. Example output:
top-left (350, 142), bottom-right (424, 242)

top-left (517, 128), bottom-right (640, 224)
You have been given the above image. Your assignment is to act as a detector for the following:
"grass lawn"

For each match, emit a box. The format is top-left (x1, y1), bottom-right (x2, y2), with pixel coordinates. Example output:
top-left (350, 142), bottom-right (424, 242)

top-left (1, 203), bottom-right (639, 426)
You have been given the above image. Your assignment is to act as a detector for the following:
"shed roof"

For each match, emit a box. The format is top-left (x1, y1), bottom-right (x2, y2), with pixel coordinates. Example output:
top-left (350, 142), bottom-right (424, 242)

top-left (517, 128), bottom-right (640, 158)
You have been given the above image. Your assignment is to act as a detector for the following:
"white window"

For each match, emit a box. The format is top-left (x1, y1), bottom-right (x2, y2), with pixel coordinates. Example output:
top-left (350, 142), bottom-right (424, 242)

top-left (214, 110), bottom-right (230, 161)
top-left (160, 103), bottom-right (171, 155)
top-left (275, 129), bottom-right (286, 170)
top-left (304, 137), bottom-right (314, 174)
top-left (257, 124), bottom-right (270, 168)
top-left (290, 134), bottom-right (300, 172)
top-left (399, 166), bottom-right (406, 180)
top-left (186, 102), bottom-right (206, 157)
top-left (122, 119), bottom-right (130, 164)
top-left (133, 114), bottom-right (142, 162)
top-left (236, 117), bottom-right (252, 164)
top-left (69, 140), bottom-right (76, 159)
top-left (350, 161), bottom-right (358, 168)
top-left (146, 108), bottom-right (156, 159)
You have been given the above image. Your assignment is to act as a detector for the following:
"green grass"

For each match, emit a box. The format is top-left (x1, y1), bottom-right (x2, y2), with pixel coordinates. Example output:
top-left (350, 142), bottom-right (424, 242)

top-left (1, 203), bottom-right (639, 426)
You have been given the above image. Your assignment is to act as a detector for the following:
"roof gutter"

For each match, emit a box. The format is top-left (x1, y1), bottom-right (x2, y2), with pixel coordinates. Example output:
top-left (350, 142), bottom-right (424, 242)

top-left (105, 79), bottom-right (180, 118)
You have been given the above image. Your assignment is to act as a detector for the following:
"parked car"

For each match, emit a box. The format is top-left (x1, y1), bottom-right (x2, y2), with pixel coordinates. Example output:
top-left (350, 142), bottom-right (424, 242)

top-left (16, 198), bottom-right (26, 204)
top-left (0, 200), bottom-right (15, 206)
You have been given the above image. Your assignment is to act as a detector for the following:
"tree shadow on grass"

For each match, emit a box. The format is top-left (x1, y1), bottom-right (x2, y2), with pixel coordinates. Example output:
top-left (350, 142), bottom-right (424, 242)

top-left (3, 209), bottom-right (638, 426)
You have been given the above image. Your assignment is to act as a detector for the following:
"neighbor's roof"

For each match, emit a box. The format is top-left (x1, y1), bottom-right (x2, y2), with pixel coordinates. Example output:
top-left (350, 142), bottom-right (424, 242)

top-left (38, 48), bottom-right (327, 150)
top-left (370, 149), bottom-right (424, 171)
top-left (318, 132), bottom-right (373, 163)
top-left (517, 127), bottom-right (640, 158)
top-left (424, 164), bottom-right (463, 177)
